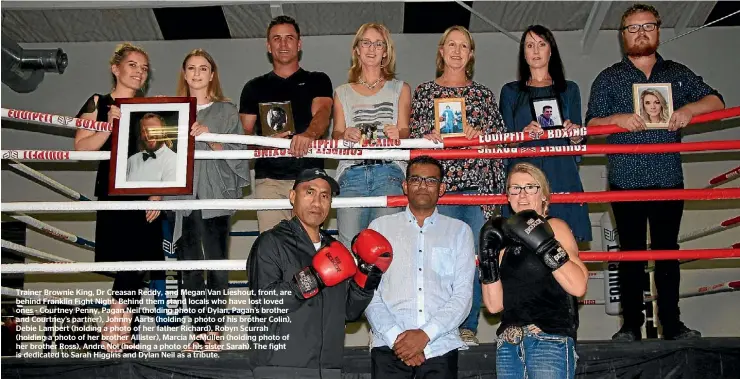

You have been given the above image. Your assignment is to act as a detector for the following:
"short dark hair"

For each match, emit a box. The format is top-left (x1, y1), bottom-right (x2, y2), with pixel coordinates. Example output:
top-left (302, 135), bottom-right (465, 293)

top-left (406, 155), bottom-right (444, 179)
top-left (267, 15), bottom-right (301, 39)
top-left (543, 105), bottom-right (552, 111)
top-left (620, 3), bottom-right (661, 29)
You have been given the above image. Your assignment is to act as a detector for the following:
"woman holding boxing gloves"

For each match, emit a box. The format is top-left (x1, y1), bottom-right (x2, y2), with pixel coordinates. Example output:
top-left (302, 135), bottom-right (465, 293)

top-left (479, 162), bottom-right (588, 378)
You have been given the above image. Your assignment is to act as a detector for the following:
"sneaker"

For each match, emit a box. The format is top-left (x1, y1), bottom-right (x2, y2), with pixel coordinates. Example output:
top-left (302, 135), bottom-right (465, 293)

top-left (663, 322), bottom-right (701, 340)
top-left (459, 328), bottom-right (479, 346)
top-left (611, 325), bottom-right (642, 342)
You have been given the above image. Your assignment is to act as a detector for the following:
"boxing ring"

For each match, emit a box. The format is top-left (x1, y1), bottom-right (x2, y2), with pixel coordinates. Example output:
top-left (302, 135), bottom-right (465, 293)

top-left (2, 106), bottom-right (740, 378)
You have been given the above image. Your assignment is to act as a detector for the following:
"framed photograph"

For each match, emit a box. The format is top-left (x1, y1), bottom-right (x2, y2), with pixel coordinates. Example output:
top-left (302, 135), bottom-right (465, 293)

top-left (259, 101), bottom-right (296, 136)
top-left (530, 96), bottom-right (564, 129)
top-left (633, 83), bottom-right (674, 129)
top-left (357, 121), bottom-right (383, 145)
top-left (109, 97), bottom-right (196, 196)
top-left (434, 98), bottom-right (467, 138)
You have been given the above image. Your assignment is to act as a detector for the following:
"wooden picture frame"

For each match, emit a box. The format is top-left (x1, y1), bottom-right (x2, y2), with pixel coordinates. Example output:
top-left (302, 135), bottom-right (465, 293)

top-left (434, 97), bottom-right (467, 138)
top-left (109, 97), bottom-right (196, 196)
top-left (633, 83), bottom-right (674, 129)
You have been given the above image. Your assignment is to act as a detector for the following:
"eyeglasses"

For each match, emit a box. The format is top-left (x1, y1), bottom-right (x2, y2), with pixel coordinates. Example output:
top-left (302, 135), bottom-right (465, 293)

top-left (622, 22), bottom-right (658, 33)
top-left (407, 176), bottom-right (441, 187)
top-left (359, 39), bottom-right (387, 50)
top-left (507, 184), bottom-right (541, 195)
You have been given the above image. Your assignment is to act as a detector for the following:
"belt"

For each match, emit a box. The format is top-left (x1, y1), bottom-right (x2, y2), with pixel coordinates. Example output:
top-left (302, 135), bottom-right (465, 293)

top-left (350, 160), bottom-right (394, 168)
top-left (498, 324), bottom-right (542, 345)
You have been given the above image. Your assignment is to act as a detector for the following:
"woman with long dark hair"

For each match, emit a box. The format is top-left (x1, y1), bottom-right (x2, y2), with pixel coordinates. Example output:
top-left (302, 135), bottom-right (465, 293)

top-left (498, 25), bottom-right (591, 243)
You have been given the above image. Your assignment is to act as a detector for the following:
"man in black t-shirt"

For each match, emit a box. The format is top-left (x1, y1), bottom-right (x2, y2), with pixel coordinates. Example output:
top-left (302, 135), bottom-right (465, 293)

top-left (239, 15), bottom-right (334, 233)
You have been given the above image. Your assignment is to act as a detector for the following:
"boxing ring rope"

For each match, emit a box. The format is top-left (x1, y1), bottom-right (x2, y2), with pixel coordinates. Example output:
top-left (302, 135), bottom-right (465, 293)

top-left (3, 139), bottom-right (740, 162)
top-left (3, 106), bottom-right (740, 149)
top-left (706, 166), bottom-right (740, 188)
top-left (3, 188), bottom-right (740, 213)
top-left (1, 239), bottom-right (73, 263)
top-left (579, 280), bottom-right (740, 306)
top-left (2, 248), bottom-right (739, 274)
top-left (8, 213), bottom-right (95, 248)
top-left (6, 159), bottom-right (91, 201)
top-left (678, 215), bottom-right (740, 243)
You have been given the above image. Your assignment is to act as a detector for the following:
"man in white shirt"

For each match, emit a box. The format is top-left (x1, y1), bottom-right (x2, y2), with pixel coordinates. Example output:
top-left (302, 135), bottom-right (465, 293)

top-left (365, 155), bottom-right (475, 379)
top-left (127, 113), bottom-right (178, 182)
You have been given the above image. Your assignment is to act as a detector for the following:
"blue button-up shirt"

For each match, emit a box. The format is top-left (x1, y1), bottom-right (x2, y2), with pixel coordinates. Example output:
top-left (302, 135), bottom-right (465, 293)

top-left (364, 207), bottom-right (475, 359)
top-left (585, 52), bottom-right (723, 188)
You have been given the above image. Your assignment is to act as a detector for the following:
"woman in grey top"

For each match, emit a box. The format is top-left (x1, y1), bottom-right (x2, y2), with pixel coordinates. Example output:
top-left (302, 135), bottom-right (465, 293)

top-left (174, 49), bottom-right (250, 351)
top-left (332, 23), bottom-right (412, 249)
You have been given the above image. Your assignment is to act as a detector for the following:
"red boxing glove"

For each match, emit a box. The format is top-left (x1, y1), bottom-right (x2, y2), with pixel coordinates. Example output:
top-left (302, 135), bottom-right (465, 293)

top-left (351, 229), bottom-right (393, 290)
top-left (293, 241), bottom-right (357, 299)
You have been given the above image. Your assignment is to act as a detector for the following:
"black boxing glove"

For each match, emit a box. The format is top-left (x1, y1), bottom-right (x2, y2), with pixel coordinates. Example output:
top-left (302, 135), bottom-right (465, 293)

top-left (503, 210), bottom-right (570, 271)
top-left (478, 217), bottom-right (508, 284)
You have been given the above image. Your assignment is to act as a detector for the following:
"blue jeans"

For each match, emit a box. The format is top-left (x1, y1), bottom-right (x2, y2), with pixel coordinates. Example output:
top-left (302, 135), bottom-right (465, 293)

top-left (437, 190), bottom-right (485, 333)
top-left (337, 163), bottom-right (405, 249)
top-left (496, 329), bottom-right (577, 379)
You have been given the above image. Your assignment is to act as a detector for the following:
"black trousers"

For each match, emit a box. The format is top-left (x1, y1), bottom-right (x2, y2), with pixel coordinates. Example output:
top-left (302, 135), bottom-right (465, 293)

top-left (371, 347), bottom-right (458, 379)
top-left (177, 210), bottom-right (231, 332)
top-left (610, 182), bottom-right (684, 333)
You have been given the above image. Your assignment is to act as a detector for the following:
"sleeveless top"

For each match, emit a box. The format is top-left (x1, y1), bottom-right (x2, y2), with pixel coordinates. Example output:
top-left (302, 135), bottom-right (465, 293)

top-left (497, 217), bottom-right (579, 341)
top-left (75, 93), bottom-right (144, 200)
top-left (334, 79), bottom-right (407, 181)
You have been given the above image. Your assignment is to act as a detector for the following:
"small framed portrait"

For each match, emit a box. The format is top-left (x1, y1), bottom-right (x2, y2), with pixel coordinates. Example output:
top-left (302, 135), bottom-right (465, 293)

top-left (434, 98), bottom-right (467, 138)
top-left (109, 97), bottom-right (196, 196)
top-left (357, 121), bottom-right (383, 145)
top-left (259, 101), bottom-right (296, 136)
top-left (633, 83), bottom-right (674, 129)
top-left (530, 96), bottom-right (564, 129)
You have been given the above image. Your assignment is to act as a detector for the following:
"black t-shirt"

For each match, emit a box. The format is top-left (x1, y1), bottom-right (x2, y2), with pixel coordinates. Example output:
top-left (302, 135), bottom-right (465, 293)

top-left (239, 68), bottom-right (333, 180)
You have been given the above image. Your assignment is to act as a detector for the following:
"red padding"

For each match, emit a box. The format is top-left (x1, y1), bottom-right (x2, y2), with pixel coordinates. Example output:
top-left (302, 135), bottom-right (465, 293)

top-left (580, 248), bottom-right (740, 261)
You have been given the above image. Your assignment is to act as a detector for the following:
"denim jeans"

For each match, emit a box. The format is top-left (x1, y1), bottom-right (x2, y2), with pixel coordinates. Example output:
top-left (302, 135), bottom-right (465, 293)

top-left (496, 329), bottom-right (577, 379)
top-left (436, 191), bottom-right (484, 333)
top-left (337, 163), bottom-right (405, 249)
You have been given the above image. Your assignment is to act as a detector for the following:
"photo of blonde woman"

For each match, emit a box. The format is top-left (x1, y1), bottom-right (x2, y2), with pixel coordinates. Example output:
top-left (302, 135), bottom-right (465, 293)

top-left (633, 83), bottom-right (673, 128)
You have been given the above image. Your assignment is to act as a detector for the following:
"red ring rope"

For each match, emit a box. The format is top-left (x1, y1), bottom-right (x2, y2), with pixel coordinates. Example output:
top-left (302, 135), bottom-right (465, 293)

top-left (580, 248), bottom-right (740, 261)
top-left (386, 188), bottom-right (740, 207)
top-left (410, 140), bottom-right (740, 160)
top-left (442, 106), bottom-right (740, 148)
top-left (709, 166), bottom-right (740, 185)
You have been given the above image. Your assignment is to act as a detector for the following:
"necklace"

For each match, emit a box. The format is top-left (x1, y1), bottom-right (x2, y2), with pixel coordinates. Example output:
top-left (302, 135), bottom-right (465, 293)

top-left (359, 77), bottom-right (382, 90)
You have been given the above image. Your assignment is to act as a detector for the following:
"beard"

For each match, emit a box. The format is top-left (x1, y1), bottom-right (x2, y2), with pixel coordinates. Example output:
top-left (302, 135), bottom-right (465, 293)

top-left (625, 37), bottom-right (659, 57)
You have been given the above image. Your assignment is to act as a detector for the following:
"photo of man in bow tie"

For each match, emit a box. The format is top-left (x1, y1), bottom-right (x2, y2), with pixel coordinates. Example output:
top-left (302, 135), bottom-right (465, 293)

top-left (126, 112), bottom-right (178, 182)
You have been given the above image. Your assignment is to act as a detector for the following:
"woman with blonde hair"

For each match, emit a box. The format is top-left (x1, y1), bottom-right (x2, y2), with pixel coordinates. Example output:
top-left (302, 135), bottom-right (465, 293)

top-left (331, 23), bottom-right (411, 249)
top-left (640, 88), bottom-right (669, 123)
top-left (173, 48), bottom-right (250, 352)
top-left (74, 43), bottom-right (162, 352)
top-left (479, 162), bottom-right (588, 378)
top-left (409, 25), bottom-right (507, 346)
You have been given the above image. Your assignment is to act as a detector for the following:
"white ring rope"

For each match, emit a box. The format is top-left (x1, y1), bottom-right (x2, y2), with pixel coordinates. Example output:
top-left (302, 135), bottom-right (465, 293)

top-left (7, 159), bottom-right (91, 201)
top-left (1, 197), bottom-right (387, 213)
top-left (8, 213), bottom-right (95, 248)
top-left (677, 215), bottom-right (740, 243)
top-left (1, 239), bottom-right (73, 262)
top-left (1, 149), bottom-right (412, 161)
top-left (1, 259), bottom-right (245, 274)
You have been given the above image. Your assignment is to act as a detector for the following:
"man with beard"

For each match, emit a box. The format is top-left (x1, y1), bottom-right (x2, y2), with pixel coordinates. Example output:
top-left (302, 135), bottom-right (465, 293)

top-left (127, 113), bottom-right (177, 182)
top-left (585, 3), bottom-right (724, 342)
top-left (364, 156), bottom-right (475, 378)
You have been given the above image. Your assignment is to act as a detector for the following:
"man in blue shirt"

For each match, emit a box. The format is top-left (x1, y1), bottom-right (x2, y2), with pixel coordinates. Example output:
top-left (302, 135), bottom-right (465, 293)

top-left (365, 155), bottom-right (475, 378)
top-left (585, 3), bottom-right (724, 342)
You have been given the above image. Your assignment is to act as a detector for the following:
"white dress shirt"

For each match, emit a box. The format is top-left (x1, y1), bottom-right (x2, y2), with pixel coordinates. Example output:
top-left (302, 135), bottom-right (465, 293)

top-left (365, 206), bottom-right (476, 359)
top-left (126, 144), bottom-right (178, 182)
